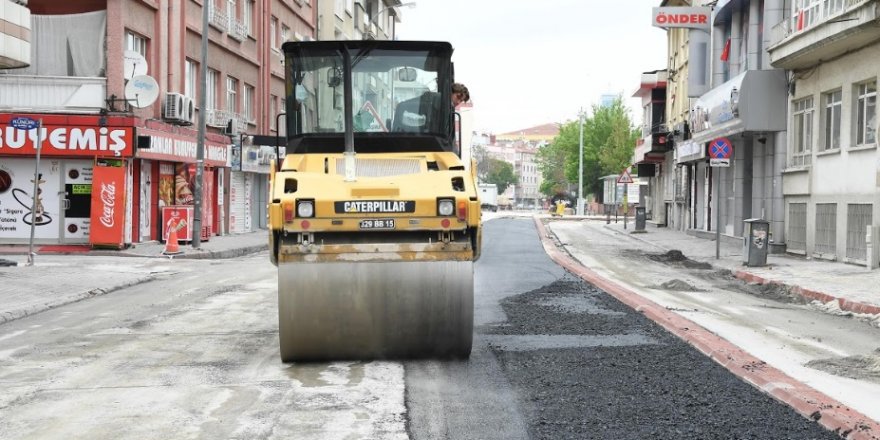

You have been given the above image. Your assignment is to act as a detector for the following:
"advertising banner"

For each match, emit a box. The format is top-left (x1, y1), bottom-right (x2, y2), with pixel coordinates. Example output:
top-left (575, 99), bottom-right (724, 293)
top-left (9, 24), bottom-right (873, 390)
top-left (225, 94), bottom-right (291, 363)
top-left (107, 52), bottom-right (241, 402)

top-left (63, 160), bottom-right (94, 241)
top-left (136, 128), bottom-right (229, 167)
top-left (89, 164), bottom-right (127, 248)
top-left (162, 205), bottom-right (194, 242)
top-left (0, 158), bottom-right (62, 240)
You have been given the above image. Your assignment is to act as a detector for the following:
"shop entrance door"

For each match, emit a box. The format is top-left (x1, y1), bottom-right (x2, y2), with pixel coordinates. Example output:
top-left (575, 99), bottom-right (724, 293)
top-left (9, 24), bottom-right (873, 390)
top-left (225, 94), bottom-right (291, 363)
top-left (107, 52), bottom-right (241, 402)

top-left (62, 160), bottom-right (93, 243)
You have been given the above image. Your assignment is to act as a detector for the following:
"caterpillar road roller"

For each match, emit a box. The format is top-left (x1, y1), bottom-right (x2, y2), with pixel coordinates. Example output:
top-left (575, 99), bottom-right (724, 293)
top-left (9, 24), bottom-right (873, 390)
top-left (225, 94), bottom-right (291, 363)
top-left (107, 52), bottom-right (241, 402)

top-left (268, 40), bottom-right (481, 361)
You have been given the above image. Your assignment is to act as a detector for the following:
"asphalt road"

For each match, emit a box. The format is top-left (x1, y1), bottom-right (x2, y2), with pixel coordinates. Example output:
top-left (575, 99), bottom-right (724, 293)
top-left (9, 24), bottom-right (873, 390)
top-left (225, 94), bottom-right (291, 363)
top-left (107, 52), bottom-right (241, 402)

top-left (0, 218), bottom-right (847, 439)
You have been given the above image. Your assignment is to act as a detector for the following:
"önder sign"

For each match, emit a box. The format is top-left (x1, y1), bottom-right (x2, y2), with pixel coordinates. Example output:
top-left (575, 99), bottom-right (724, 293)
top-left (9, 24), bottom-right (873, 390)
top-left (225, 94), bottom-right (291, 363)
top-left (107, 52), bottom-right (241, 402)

top-left (652, 7), bottom-right (712, 31)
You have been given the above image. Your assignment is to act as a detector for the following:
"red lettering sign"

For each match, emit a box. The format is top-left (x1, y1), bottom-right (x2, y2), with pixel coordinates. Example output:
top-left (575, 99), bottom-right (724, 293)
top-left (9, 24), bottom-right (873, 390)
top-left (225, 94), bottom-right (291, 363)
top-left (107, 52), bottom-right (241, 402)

top-left (0, 126), bottom-right (133, 158)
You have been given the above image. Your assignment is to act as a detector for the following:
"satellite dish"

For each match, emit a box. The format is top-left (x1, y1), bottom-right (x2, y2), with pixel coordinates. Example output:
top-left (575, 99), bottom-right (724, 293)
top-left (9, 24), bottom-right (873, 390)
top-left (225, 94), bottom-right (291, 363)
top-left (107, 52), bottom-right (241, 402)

top-left (123, 50), bottom-right (148, 79)
top-left (125, 75), bottom-right (159, 108)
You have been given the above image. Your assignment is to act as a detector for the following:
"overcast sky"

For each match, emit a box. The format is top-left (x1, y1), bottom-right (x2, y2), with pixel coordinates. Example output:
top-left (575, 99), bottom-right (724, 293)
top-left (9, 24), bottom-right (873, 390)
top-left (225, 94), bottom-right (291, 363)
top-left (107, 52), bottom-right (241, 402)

top-left (396, 0), bottom-right (668, 134)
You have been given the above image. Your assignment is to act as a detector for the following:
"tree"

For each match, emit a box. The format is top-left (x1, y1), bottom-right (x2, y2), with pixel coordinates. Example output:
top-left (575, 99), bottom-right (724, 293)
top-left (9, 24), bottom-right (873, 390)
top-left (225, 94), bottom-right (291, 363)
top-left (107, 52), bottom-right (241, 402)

top-left (485, 158), bottom-right (517, 194)
top-left (472, 144), bottom-right (491, 182)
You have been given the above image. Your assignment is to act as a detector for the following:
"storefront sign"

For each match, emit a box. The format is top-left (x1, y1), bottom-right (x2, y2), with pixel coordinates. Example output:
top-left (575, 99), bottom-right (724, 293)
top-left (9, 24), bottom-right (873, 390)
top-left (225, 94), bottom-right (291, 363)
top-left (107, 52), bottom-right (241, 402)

top-left (240, 145), bottom-right (278, 173)
top-left (89, 164), bottom-right (127, 248)
top-left (676, 140), bottom-right (706, 164)
top-left (0, 125), bottom-right (134, 157)
top-left (136, 129), bottom-right (229, 167)
top-left (652, 7), bottom-right (711, 31)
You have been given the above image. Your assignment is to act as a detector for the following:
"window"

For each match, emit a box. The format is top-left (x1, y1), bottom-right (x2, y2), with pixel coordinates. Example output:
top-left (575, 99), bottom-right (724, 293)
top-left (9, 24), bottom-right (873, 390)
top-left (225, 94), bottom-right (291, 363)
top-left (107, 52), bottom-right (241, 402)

top-left (336, 0), bottom-right (345, 18)
top-left (271, 95), bottom-right (278, 130)
top-left (125, 31), bottom-right (147, 57)
top-left (243, 0), bottom-right (254, 35)
top-left (270, 17), bottom-right (278, 49)
top-left (815, 203), bottom-right (837, 255)
top-left (790, 97), bottom-right (813, 167)
top-left (226, 76), bottom-right (238, 114)
top-left (821, 90), bottom-right (841, 151)
top-left (244, 84), bottom-right (255, 122)
top-left (185, 59), bottom-right (198, 100)
top-left (855, 80), bottom-right (876, 146)
top-left (227, 0), bottom-right (237, 20)
top-left (347, 0), bottom-right (354, 14)
top-left (206, 69), bottom-right (219, 110)
top-left (282, 24), bottom-right (290, 45)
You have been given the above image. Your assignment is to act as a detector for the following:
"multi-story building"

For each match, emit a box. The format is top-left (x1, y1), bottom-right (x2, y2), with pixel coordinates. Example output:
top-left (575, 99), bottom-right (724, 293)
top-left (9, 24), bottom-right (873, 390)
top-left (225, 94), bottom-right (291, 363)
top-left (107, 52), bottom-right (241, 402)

top-left (0, 0), bottom-right (315, 246)
top-left (658, 0), bottom-right (788, 252)
top-left (0, 0), bottom-right (30, 69)
top-left (316, 0), bottom-right (404, 41)
top-left (496, 123), bottom-right (557, 208)
top-left (768, 0), bottom-right (880, 268)
top-left (631, 69), bottom-right (670, 224)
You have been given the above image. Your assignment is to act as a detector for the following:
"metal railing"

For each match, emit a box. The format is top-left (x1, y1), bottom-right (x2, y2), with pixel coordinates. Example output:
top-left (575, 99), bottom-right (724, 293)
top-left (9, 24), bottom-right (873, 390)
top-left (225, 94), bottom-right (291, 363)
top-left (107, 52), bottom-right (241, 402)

top-left (228, 19), bottom-right (247, 41)
top-left (815, 203), bottom-right (837, 255)
top-left (788, 203), bottom-right (808, 252)
top-left (788, 151), bottom-right (812, 168)
top-left (208, 4), bottom-right (228, 31)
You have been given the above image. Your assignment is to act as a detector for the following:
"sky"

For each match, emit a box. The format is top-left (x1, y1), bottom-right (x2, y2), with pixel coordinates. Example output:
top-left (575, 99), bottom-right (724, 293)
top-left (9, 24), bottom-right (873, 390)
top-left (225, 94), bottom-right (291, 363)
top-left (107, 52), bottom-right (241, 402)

top-left (396, 0), bottom-right (668, 135)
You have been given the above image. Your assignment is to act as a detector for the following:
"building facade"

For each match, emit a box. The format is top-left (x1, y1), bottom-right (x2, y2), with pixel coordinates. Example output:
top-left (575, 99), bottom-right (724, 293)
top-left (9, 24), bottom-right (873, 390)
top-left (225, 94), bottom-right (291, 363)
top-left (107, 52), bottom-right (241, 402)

top-left (631, 70), bottom-right (670, 224)
top-left (0, 0), bottom-right (316, 246)
top-left (768, 0), bottom-right (880, 267)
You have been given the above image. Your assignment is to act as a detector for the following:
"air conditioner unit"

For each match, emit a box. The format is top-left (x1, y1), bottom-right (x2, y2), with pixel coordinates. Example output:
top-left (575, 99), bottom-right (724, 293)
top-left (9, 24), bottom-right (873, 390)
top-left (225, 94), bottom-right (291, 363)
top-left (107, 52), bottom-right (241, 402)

top-left (164, 92), bottom-right (185, 121)
top-left (180, 96), bottom-right (195, 125)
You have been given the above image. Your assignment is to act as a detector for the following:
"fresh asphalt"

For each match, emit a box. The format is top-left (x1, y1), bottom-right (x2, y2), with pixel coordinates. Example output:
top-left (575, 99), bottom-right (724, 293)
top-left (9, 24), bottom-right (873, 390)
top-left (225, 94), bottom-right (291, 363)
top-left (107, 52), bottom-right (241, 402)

top-left (405, 217), bottom-right (840, 440)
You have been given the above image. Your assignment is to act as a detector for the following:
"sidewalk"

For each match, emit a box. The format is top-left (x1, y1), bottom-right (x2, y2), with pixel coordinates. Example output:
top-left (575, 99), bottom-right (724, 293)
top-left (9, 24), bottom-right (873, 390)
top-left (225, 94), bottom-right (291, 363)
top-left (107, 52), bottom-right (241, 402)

top-left (0, 231), bottom-right (268, 325)
top-left (587, 219), bottom-right (880, 316)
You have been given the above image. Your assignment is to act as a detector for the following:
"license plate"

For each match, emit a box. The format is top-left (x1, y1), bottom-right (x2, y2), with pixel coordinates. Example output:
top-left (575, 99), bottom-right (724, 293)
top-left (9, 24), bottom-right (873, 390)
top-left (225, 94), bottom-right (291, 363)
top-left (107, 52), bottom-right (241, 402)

top-left (359, 219), bottom-right (395, 230)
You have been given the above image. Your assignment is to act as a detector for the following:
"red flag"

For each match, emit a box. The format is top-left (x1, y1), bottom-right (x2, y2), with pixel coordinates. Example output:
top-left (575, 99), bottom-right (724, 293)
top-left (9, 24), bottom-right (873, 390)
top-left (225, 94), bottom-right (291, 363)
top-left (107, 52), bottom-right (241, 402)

top-left (720, 38), bottom-right (731, 62)
top-left (796, 10), bottom-right (805, 30)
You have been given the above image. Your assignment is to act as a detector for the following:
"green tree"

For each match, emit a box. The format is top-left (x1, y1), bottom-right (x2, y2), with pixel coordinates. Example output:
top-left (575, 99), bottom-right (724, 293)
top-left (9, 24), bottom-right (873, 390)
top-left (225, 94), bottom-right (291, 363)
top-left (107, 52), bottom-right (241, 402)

top-left (554, 96), bottom-right (639, 198)
top-left (485, 158), bottom-right (518, 194)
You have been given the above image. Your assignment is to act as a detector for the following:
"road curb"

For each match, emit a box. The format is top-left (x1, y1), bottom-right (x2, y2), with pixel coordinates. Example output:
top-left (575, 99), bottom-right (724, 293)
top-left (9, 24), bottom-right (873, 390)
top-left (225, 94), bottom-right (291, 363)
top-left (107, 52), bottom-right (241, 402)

top-left (88, 244), bottom-right (268, 260)
top-left (0, 275), bottom-right (159, 326)
top-left (535, 217), bottom-right (880, 440)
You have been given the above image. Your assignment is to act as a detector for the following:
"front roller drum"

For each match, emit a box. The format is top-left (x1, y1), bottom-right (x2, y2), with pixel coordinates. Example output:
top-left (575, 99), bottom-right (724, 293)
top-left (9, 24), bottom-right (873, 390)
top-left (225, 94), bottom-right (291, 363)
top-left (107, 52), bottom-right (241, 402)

top-left (278, 260), bottom-right (473, 361)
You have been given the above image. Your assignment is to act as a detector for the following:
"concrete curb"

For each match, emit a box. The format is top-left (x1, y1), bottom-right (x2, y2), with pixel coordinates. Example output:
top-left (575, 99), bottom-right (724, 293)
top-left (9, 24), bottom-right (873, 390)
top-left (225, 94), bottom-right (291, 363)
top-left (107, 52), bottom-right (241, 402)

top-left (598, 222), bottom-right (880, 318)
top-left (0, 274), bottom-right (159, 326)
top-left (536, 217), bottom-right (880, 440)
top-left (87, 244), bottom-right (268, 260)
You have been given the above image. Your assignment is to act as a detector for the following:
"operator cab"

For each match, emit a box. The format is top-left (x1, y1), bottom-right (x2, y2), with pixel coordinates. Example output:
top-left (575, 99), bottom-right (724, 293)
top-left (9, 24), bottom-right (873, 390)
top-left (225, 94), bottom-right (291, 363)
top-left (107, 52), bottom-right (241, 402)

top-left (282, 40), bottom-right (457, 156)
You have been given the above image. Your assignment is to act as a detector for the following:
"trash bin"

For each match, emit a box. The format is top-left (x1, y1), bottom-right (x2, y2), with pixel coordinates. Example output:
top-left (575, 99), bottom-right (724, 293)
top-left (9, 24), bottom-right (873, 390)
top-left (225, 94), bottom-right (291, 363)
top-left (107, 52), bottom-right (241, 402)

top-left (743, 218), bottom-right (770, 267)
top-left (635, 207), bottom-right (646, 231)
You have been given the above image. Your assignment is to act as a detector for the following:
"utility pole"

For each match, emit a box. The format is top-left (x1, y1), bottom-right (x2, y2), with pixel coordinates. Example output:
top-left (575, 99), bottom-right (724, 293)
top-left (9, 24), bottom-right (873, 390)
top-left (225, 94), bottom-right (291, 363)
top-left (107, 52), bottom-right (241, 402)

top-left (192, 0), bottom-right (209, 249)
top-left (577, 107), bottom-right (584, 216)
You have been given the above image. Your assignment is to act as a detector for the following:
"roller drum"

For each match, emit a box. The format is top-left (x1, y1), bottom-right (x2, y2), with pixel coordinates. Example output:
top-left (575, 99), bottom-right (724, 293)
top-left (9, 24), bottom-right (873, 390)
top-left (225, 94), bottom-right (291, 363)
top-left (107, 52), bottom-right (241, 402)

top-left (278, 260), bottom-right (474, 361)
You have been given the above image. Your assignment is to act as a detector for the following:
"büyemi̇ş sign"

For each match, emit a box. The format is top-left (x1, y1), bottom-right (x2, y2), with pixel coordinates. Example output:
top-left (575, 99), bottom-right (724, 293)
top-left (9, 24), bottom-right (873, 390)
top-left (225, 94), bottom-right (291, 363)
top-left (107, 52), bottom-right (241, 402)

top-left (0, 126), bottom-right (133, 157)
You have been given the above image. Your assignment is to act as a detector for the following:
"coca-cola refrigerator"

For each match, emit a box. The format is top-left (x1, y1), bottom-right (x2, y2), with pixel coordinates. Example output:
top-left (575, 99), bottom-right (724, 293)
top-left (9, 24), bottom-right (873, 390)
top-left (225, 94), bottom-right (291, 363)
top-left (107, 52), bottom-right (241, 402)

top-left (89, 161), bottom-right (128, 249)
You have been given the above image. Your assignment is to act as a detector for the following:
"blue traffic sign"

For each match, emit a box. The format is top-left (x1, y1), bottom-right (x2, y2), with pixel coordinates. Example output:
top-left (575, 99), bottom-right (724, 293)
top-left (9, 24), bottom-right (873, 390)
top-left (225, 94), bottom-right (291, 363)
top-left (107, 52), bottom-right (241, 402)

top-left (709, 137), bottom-right (733, 159)
top-left (10, 117), bottom-right (38, 130)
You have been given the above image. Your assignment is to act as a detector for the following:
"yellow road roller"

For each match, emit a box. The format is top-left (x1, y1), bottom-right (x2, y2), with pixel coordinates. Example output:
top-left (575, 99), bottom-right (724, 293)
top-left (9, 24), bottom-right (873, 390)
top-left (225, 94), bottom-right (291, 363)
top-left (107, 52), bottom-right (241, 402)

top-left (268, 40), bottom-right (481, 361)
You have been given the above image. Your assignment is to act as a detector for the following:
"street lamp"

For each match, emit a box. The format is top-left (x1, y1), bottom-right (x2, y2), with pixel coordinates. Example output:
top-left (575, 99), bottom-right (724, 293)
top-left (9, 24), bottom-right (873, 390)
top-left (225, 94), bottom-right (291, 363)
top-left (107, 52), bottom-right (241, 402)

top-left (577, 107), bottom-right (584, 216)
top-left (366, 2), bottom-right (416, 40)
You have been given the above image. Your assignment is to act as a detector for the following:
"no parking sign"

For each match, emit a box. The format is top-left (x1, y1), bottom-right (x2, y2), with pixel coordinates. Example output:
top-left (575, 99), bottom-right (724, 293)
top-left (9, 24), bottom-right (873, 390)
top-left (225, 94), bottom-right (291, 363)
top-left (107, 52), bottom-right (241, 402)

top-left (709, 137), bottom-right (733, 167)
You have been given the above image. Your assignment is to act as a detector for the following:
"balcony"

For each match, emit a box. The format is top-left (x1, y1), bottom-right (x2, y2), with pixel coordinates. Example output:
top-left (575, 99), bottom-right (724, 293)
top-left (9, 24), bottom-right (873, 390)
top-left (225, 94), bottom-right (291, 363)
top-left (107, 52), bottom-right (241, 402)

top-left (228, 19), bottom-right (248, 42)
top-left (208, 5), bottom-right (228, 32)
top-left (0, 75), bottom-right (106, 113)
top-left (204, 108), bottom-right (248, 133)
top-left (768, 0), bottom-right (880, 70)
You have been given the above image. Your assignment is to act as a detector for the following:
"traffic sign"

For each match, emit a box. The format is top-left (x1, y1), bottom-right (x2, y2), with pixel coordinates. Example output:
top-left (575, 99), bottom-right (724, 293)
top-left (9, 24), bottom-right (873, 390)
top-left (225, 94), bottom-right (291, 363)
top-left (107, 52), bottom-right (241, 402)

top-left (710, 158), bottom-right (730, 167)
top-left (617, 169), bottom-right (634, 184)
top-left (709, 137), bottom-right (733, 159)
top-left (10, 117), bottom-right (38, 130)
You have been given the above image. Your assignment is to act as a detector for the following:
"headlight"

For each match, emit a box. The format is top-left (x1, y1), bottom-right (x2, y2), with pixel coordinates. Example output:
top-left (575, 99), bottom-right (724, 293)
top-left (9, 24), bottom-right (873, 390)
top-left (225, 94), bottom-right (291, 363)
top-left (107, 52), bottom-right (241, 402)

top-left (297, 200), bottom-right (314, 218)
top-left (437, 199), bottom-right (455, 216)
